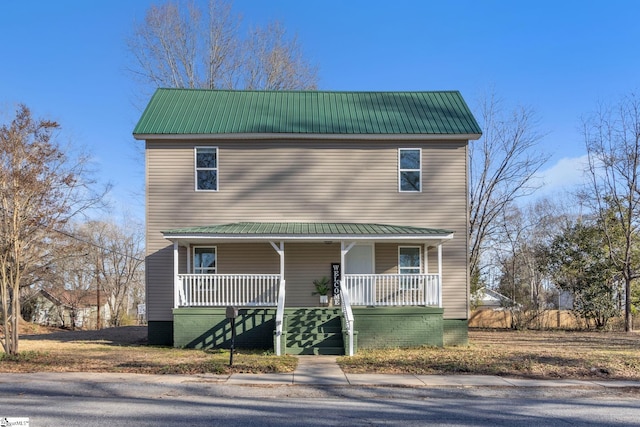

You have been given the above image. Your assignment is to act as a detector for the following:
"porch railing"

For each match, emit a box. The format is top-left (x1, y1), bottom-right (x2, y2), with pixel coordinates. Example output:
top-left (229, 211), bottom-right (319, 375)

top-left (339, 280), bottom-right (355, 357)
top-left (178, 274), bottom-right (280, 307)
top-left (274, 279), bottom-right (286, 356)
top-left (344, 274), bottom-right (441, 307)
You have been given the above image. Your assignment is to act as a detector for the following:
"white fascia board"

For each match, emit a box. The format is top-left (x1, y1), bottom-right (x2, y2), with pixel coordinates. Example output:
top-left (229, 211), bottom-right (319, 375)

top-left (134, 133), bottom-right (481, 141)
top-left (164, 233), bottom-right (454, 243)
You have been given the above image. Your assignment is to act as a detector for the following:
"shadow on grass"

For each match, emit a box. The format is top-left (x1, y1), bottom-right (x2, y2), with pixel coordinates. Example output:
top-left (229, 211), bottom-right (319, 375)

top-left (19, 326), bottom-right (148, 346)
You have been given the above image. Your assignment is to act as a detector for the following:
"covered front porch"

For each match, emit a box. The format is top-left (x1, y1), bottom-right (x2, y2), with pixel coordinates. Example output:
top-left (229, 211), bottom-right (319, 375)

top-left (164, 222), bottom-right (453, 356)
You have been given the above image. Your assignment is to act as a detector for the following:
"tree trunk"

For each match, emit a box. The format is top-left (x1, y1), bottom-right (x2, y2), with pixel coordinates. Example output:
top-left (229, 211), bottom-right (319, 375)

top-left (625, 277), bottom-right (633, 332)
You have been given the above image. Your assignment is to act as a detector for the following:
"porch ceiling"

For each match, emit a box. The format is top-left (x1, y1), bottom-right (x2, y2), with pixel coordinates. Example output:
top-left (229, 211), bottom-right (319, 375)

top-left (162, 222), bottom-right (454, 244)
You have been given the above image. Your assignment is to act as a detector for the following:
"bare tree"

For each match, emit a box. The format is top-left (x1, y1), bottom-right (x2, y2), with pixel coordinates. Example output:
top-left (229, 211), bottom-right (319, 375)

top-left (0, 105), bottom-right (105, 355)
top-left (583, 93), bottom-right (640, 332)
top-left (78, 220), bottom-right (145, 327)
top-left (126, 0), bottom-right (318, 93)
top-left (469, 92), bottom-right (549, 293)
top-left (240, 21), bottom-right (318, 90)
top-left (493, 199), bottom-right (569, 329)
top-left (45, 237), bottom-right (96, 330)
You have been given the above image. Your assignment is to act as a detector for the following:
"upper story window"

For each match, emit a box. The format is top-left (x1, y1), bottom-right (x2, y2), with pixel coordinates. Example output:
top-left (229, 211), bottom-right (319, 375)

top-left (195, 147), bottom-right (218, 191)
top-left (193, 246), bottom-right (216, 274)
top-left (398, 148), bottom-right (421, 192)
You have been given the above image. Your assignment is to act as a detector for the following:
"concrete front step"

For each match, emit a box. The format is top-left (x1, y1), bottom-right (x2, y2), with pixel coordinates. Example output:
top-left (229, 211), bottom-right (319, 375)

top-left (283, 308), bottom-right (345, 355)
top-left (287, 332), bottom-right (343, 344)
top-left (286, 325), bottom-right (342, 334)
top-left (286, 346), bottom-right (344, 355)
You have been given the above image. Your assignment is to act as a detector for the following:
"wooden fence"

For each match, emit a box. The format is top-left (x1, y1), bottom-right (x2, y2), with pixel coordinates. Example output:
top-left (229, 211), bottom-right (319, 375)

top-left (469, 309), bottom-right (640, 330)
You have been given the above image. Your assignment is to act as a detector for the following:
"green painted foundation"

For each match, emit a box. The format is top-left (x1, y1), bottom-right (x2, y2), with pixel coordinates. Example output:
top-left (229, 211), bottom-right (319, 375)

top-left (352, 307), bottom-right (444, 348)
top-left (171, 306), bottom-right (453, 352)
top-left (148, 321), bottom-right (174, 346)
top-left (443, 319), bottom-right (469, 346)
top-left (173, 307), bottom-right (277, 349)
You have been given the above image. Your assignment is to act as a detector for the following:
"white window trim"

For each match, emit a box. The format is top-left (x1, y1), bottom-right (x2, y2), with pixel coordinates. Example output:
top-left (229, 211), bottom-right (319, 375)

top-left (398, 148), bottom-right (422, 192)
top-left (194, 146), bottom-right (219, 192)
top-left (192, 245), bottom-right (217, 274)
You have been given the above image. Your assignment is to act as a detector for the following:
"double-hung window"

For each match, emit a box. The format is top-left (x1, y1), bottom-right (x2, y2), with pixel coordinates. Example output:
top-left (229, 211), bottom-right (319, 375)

top-left (398, 148), bottom-right (421, 192)
top-left (193, 247), bottom-right (216, 274)
top-left (195, 147), bottom-right (218, 191)
top-left (399, 246), bottom-right (421, 290)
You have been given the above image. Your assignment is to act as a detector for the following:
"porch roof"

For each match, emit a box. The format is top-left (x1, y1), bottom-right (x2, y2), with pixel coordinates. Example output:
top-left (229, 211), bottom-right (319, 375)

top-left (163, 222), bottom-right (454, 243)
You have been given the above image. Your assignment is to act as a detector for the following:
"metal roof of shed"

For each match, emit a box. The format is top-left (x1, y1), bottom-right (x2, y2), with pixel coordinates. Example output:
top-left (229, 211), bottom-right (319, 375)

top-left (133, 89), bottom-right (481, 138)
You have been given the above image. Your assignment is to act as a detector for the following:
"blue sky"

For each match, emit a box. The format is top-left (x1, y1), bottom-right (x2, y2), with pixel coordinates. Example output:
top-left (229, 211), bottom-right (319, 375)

top-left (1, 1), bottom-right (639, 220)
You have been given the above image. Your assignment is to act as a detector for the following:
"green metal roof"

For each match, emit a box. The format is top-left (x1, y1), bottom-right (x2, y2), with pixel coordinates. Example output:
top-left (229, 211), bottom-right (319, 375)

top-left (133, 89), bottom-right (481, 137)
top-left (162, 222), bottom-right (453, 238)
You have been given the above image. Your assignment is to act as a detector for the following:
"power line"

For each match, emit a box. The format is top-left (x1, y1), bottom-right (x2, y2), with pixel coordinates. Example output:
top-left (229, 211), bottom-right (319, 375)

top-left (51, 227), bottom-right (145, 263)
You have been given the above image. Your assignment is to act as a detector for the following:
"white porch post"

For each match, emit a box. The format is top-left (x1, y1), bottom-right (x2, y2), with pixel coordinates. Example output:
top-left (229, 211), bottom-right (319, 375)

top-left (270, 241), bottom-right (285, 356)
top-left (173, 241), bottom-right (179, 309)
top-left (340, 241), bottom-right (357, 288)
top-left (270, 241), bottom-right (285, 279)
top-left (423, 244), bottom-right (428, 274)
top-left (437, 243), bottom-right (443, 308)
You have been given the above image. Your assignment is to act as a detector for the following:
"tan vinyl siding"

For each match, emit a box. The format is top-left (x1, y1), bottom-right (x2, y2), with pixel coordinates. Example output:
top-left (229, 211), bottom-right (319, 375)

top-left (283, 242), bottom-right (341, 306)
top-left (375, 243), bottom-right (398, 274)
top-left (146, 139), bottom-right (468, 321)
top-left (216, 243), bottom-right (280, 274)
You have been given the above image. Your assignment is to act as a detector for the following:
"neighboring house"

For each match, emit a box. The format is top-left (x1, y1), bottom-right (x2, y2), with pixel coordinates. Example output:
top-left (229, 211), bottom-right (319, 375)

top-left (133, 89), bottom-right (481, 355)
top-left (33, 289), bottom-right (111, 329)
top-left (472, 288), bottom-right (517, 310)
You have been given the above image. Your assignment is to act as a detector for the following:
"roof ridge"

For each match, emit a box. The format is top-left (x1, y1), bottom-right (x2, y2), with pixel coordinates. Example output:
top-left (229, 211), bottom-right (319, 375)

top-left (155, 88), bottom-right (463, 95)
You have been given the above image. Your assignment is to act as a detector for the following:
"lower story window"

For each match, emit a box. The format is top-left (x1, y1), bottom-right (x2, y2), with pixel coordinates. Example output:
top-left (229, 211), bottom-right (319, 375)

top-left (399, 246), bottom-right (421, 274)
top-left (399, 246), bottom-right (421, 290)
top-left (193, 246), bottom-right (216, 274)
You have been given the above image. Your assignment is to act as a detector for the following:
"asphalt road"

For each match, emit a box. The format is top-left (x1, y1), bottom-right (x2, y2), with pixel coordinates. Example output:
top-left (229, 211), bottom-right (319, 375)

top-left (1, 380), bottom-right (639, 426)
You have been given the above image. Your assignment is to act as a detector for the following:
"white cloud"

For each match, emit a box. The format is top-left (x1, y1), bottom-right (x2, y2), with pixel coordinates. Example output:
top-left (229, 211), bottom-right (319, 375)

top-left (534, 154), bottom-right (590, 197)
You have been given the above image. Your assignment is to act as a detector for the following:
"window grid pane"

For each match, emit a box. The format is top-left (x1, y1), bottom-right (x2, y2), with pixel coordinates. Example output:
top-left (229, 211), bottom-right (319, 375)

top-left (400, 149), bottom-right (420, 169)
top-left (196, 148), bottom-right (217, 168)
top-left (197, 170), bottom-right (217, 190)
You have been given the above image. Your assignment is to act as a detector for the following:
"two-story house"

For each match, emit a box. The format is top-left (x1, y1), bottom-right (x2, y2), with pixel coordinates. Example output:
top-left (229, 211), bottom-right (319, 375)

top-left (133, 89), bottom-right (481, 355)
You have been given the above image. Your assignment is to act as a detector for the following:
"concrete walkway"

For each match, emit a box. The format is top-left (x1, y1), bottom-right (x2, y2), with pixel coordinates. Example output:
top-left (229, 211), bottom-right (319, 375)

top-left (2, 356), bottom-right (640, 388)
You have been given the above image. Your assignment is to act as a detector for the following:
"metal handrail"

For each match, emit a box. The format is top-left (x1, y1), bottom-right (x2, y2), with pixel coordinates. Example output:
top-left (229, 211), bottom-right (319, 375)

top-left (274, 279), bottom-right (286, 356)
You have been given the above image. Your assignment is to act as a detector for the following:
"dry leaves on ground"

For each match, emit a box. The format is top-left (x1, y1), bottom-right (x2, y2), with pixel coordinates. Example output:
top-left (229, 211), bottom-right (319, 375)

top-left (338, 329), bottom-right (640, 380)
top-left (0, 326), bottom-right (296, 375)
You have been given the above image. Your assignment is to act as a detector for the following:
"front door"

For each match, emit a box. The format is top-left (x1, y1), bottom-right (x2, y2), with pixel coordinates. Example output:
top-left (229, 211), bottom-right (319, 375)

top-left (345, 244), bottom-right (374, 304)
